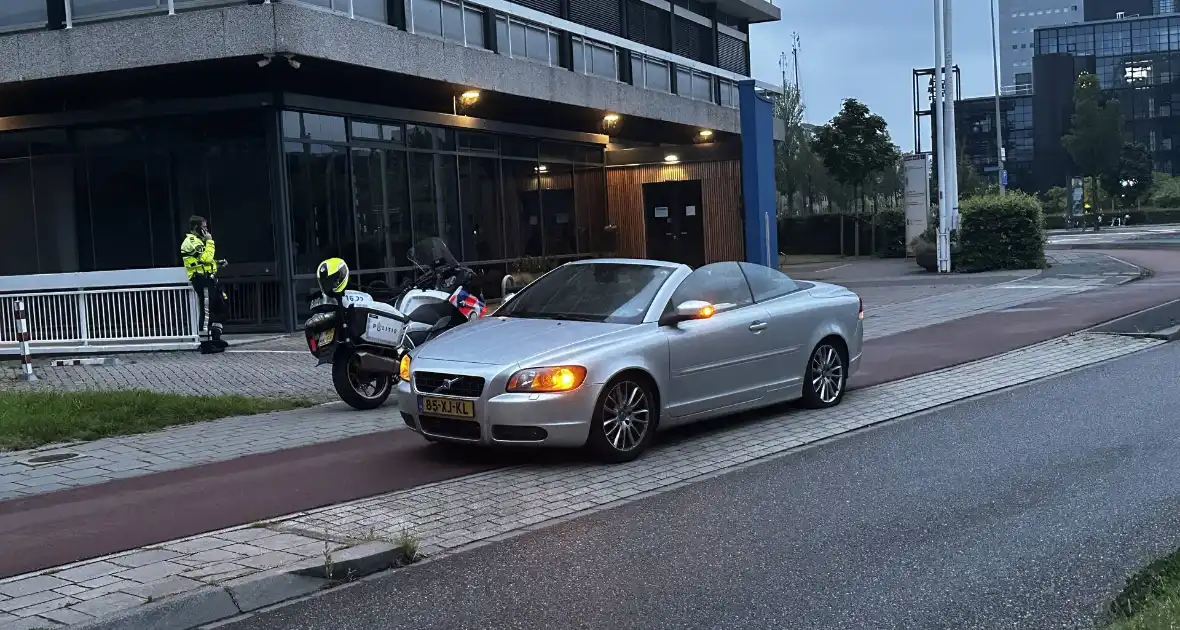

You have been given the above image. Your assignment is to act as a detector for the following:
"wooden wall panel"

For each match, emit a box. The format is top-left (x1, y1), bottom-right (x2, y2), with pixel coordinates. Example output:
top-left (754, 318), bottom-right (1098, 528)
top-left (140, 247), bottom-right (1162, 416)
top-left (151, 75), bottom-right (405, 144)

top-left (605, 160), bottom-right (744, 263)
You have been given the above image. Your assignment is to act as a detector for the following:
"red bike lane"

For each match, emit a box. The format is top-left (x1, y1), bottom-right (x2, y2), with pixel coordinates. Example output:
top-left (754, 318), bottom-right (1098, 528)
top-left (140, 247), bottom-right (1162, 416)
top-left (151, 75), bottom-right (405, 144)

top-left (2, 248), bottom-right (1177, 579)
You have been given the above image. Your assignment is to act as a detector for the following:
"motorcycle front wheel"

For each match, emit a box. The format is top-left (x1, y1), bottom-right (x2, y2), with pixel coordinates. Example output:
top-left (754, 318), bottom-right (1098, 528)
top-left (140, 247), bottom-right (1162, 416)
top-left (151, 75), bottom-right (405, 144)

top-left (331, 347), bottom-right (394, 410)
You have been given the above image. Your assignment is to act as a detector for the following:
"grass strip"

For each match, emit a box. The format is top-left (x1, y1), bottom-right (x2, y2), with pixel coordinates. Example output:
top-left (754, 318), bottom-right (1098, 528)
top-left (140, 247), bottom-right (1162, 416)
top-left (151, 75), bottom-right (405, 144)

top-left (1109, 546), bottom-right (1180, 629)
top-left (0, 391), bottom-right (314, 451)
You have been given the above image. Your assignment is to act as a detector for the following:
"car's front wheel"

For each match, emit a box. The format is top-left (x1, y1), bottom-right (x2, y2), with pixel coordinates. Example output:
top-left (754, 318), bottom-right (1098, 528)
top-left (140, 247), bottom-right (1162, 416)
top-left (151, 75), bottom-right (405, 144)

top-left (801, 340), bottom-right (847, 409)
top-left (587, 376), bottom-right (657, 464)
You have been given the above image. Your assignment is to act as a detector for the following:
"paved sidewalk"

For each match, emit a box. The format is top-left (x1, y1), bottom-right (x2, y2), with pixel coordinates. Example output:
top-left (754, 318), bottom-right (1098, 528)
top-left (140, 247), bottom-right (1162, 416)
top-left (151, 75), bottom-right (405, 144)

top-left (0, 332), bottom-right (1161, 629)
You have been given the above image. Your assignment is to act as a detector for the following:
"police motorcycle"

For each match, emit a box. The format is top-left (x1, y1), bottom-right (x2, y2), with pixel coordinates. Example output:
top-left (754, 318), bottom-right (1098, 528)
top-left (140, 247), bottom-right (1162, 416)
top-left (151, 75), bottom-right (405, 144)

top-left (303, 238), bottom-right (487, 410)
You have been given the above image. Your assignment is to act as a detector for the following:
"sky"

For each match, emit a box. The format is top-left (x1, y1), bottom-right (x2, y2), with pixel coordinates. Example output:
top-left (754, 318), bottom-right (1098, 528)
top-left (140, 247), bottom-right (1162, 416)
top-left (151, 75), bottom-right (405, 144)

top-left (749, 0), bottom-right (997, 153)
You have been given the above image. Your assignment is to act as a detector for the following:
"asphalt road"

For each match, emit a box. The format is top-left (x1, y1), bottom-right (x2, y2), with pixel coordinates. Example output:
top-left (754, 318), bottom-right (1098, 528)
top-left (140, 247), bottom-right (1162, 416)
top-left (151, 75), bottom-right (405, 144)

top-left (223, 341), bottom-right (1180, 630)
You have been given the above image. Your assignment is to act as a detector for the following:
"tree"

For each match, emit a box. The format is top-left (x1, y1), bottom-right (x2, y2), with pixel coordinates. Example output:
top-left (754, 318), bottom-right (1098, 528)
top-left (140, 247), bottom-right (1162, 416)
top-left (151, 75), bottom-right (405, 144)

top-left (774, 83), bottom-right (807, 214)
top-left (1100, 141), bottom-right (1153, 208)
top-left (1062, 73), bottom-right (1125, 219)
top-left (811, 98), bottom-right (900, 215)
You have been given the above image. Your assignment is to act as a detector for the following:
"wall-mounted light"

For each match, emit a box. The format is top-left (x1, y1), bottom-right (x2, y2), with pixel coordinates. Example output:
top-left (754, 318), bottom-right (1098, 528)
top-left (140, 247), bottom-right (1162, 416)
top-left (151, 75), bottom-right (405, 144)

top-left (257, 54), bottom-right (273, 68)
top-left (535, 165), bottom-right (549, 173)
top-left (604, 114), bottom-right (620, 123)
top-left (454, 90), bottom-right (481, 116)
top-left (664, 154), bottom-right (680, 164)
top-left (283, 53), bottom-right (301, 70)
top-left (698, 129), bottom-right (713, 138)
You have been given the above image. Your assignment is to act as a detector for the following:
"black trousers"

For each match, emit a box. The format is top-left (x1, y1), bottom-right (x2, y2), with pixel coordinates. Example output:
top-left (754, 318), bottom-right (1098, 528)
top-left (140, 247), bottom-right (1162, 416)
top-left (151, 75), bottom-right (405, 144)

top-left (192, 274), bottom-right (226, 343)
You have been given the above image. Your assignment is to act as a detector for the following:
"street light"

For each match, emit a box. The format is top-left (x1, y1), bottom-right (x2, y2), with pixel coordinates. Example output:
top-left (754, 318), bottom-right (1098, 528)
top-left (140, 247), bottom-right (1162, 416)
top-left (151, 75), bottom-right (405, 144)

top-left (990, 0), bottom-right (1006, 194)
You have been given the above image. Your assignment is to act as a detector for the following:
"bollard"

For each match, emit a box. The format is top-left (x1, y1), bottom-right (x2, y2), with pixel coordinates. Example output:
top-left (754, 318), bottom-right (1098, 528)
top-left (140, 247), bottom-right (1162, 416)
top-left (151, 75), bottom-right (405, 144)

top-left (14, 300), bottom-right (37, 382)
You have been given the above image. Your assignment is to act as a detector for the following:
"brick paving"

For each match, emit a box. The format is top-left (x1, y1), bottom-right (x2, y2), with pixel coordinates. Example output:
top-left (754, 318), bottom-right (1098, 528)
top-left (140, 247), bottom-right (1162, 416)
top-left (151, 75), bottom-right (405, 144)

top-left (0, 332), bottom-right (1161, 628)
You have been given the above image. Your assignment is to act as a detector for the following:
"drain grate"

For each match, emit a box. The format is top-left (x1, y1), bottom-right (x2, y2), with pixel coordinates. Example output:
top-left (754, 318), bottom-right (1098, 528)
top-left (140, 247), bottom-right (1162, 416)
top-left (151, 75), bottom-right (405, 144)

top-left (20, 452), bottom-right (85, 466)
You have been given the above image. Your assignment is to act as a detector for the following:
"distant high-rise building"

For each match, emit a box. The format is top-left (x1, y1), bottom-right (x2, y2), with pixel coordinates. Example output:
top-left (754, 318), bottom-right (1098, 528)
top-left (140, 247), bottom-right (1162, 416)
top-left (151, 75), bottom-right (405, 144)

top-left (998, 0), bottom-right (1158, 92)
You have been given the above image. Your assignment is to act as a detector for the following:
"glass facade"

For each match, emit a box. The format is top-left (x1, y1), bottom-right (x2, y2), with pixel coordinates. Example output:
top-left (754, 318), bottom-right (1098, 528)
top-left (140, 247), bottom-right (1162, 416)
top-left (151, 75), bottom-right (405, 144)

top-left (954, 95), bottom-right (1035, 193)
top-left (280, 109), bottom-right (609, 322)
top-left (0, 106), bottom-right (608, 330)
top-left (1036, 14), bottom-right (1180, 173)
top-left (0, 110), bottom-right (282, 328)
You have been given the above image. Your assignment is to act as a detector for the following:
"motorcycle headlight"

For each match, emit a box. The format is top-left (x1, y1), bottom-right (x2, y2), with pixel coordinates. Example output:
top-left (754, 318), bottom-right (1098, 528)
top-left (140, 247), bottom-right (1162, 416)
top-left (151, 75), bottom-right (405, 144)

top-left (506, 366), bottom-right (587, 393)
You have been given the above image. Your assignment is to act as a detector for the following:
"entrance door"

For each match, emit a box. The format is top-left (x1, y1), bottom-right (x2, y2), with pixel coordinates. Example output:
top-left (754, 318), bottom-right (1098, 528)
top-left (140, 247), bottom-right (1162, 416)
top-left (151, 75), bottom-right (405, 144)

top-left (643, 180), bottom-right (705, 268)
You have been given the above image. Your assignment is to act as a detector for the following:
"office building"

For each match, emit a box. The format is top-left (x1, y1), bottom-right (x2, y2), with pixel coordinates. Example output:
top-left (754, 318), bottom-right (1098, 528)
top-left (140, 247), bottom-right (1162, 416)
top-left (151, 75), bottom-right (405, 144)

top-left (999, 0), bottom-right (1162, 93)
top-left (1033, 11), bottom-right (1180, 190)
top-left (0, 0), bottom-right (781, 332)
top-left (953, 94), bottom-right (1036, 193)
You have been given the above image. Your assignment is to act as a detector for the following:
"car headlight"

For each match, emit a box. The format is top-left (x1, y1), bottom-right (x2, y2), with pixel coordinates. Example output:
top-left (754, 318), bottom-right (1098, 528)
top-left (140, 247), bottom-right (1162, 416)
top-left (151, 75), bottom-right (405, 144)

top-left (506, 366), bottom-right (587, 393)
top-left (400, 354), bottom-right (411, 382)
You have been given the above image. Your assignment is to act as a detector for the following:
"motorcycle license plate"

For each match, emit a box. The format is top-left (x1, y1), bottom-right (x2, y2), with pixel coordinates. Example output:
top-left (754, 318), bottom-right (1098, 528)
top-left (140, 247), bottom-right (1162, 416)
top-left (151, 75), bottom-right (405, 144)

top-left (419, 396), bottom-right (474, 418)
top-left (318, 329), bottom-right (335, 345)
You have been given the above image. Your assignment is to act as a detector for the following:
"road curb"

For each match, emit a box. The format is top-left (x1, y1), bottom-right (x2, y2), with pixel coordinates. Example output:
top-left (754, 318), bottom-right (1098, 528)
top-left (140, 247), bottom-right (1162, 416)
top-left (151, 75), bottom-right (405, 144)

top-left (1048, 241), bottom-right (1180, 251)
top-left (1085, 297), bottom-right (1180, 339)
top-left (69, 543), bottom-right (403, 630)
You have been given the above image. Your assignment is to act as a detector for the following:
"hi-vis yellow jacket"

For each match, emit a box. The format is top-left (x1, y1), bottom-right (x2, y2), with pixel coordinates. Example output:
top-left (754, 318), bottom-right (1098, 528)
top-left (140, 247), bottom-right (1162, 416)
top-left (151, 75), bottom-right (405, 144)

top-left (180, 233), bottom-right (218, 280)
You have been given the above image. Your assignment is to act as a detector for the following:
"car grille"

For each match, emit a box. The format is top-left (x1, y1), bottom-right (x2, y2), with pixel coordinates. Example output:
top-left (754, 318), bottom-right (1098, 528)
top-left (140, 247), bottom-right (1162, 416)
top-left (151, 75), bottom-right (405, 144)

top-left (414, 372), bottom-right (485, 398)
top-left (419, 416), bottom-right (482, 440)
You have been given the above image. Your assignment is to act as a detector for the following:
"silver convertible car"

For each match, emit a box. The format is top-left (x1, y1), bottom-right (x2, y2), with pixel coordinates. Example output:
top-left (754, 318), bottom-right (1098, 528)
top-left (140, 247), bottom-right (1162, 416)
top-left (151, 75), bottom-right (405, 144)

top-left (396, 259), bottom-right (864, 463)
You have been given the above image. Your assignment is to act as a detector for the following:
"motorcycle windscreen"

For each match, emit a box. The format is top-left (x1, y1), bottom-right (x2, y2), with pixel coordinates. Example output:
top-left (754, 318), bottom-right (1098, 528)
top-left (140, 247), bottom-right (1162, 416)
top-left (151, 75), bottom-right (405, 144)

top-left (406, 237), bottom-right (458, 270)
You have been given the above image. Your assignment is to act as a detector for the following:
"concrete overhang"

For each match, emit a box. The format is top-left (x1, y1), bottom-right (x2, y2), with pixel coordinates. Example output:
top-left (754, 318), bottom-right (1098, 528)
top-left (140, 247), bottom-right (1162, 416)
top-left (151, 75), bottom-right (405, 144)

top-left (0, 2), bottom-right (740, 135)
top-left (709, 0), bottom-right (781, 24)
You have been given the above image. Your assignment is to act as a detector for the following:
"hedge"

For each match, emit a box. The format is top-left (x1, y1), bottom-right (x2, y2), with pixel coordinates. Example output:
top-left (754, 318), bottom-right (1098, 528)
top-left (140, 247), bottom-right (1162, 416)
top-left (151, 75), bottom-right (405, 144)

top-left (778, 209), bottom-right (908, 258)
top-left (1042, 207), bottom-right (1180, 229)
top-left (958, 191), bottom-right (1047, 272)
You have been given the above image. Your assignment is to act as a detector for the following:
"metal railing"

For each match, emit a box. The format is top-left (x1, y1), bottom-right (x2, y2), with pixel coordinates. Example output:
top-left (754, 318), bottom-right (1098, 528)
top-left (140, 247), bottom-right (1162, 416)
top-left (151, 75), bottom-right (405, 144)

top-left (0, 268), bottom-right (199, 355)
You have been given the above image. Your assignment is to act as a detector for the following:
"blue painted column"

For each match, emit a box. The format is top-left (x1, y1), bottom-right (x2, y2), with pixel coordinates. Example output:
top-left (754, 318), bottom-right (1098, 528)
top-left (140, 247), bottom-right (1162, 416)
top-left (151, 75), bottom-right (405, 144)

top-left (739, 80), bottom-right (778, 267)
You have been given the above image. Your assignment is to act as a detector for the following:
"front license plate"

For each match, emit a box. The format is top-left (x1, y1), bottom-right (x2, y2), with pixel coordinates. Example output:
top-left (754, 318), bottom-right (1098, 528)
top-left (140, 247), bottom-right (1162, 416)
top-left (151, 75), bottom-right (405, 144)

top-left (418, 396), bottom-right (474, 418)
top-left (318, 329), bottom-right (335, 345)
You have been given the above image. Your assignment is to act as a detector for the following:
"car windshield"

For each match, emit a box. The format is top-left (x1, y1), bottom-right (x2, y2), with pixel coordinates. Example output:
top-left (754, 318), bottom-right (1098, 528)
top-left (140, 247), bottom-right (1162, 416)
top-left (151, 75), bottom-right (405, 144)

top-left (498, 263), bottom-right (674, 324)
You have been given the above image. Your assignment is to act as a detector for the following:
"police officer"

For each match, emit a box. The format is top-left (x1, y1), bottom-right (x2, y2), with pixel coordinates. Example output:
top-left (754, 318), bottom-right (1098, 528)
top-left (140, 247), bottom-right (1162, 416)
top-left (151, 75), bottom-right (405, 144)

top-left (180, 215), bottom-right (229, 354)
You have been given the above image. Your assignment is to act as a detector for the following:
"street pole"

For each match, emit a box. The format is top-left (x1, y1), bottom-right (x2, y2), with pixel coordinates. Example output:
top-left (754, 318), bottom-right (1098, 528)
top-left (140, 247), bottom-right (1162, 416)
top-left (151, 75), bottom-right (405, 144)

top-left (944, 0), bottom-right (961, 241)
top-left (991, 0), bottom-right (1005, 194)
top-left (933, 0), bottom-right (950, 273)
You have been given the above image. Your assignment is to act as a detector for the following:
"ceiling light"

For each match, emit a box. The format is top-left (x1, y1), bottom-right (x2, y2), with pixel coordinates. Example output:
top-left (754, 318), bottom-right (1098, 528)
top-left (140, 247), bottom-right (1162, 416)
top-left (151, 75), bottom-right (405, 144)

top-left (603, 114), bottom-right (620, 123)
top-left (698, 129), bottom-right (713, 138)
top-left (664, 154), bottom-right (679, 163)
top-left (535, 165), bottom-right (548, 173)
top-left (460, 90), bottom-right (481, 104)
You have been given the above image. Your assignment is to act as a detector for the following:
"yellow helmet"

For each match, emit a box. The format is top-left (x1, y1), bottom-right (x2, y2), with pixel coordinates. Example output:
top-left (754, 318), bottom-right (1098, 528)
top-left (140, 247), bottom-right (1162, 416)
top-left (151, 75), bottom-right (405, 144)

top-left (317, 258), bottom-right (350, 296)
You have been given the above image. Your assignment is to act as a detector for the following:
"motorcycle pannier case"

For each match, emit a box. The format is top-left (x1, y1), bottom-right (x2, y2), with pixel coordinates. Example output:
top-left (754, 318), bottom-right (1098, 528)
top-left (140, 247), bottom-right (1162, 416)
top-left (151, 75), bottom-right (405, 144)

top-left (346, 305), bottom-right (407, 348)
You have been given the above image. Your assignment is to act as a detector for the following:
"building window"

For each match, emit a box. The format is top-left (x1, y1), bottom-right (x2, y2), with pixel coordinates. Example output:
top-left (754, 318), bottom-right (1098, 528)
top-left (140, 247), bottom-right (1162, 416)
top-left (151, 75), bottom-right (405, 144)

top-left (412, 0), bottom-right (487, 47)
top-left (496, 15), bottom-right (560, 65)
top-left (572, 36), bottom-right (619, 81)
top-left (0, 0), bottom-right (46, 29)
top-left (675, 66), bottom-right (713, 102)
top-left (631, 54), bottom-right (672, 93)
top-left (718, 78), bottom-right (738, 108)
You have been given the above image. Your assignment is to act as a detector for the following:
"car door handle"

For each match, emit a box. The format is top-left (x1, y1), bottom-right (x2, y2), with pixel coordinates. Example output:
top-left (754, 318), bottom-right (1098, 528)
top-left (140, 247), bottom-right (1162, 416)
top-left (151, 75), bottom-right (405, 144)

top-left (749, 321), bottom-right (768, 332)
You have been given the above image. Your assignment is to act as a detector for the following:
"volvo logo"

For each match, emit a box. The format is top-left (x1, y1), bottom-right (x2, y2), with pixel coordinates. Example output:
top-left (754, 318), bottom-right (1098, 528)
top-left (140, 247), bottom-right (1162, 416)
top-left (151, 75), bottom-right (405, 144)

top-left (433, 377), bottom-right (461, 393)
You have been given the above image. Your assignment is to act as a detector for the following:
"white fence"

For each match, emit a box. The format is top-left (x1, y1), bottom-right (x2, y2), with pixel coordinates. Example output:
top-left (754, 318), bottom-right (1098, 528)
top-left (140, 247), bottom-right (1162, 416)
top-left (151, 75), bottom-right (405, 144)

top-left (0, 268), bottom-right (199, 356)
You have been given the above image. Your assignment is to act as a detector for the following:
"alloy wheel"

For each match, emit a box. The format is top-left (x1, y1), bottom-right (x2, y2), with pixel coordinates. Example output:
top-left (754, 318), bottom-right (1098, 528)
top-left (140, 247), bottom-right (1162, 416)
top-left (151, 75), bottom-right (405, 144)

top-left (347, 355), bottom-right (389, 400)
top-left (601, 381), bottom-right (650, 452)
top-left (810, 345), bottom-right (844, 404)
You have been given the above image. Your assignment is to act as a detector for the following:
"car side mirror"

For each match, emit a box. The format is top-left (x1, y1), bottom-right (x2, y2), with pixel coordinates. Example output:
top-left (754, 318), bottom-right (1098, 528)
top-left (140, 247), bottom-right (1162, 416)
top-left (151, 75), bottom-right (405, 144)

top-left (660, 300), bottom-right (716, 327)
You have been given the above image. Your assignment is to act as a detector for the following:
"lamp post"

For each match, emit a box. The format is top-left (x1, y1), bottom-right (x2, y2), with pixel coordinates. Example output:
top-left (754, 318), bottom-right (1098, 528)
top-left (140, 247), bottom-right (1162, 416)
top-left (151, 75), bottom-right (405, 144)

top-left (991, 0), bottom-right (1006, 194)
top-left (933, 0), bottom-right (951, 273)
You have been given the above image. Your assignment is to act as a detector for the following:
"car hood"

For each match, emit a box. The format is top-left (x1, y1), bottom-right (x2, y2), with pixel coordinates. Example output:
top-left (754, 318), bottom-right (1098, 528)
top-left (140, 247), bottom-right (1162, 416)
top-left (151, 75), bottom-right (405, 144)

top-left (415, 317), bottom-right (631, 366)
